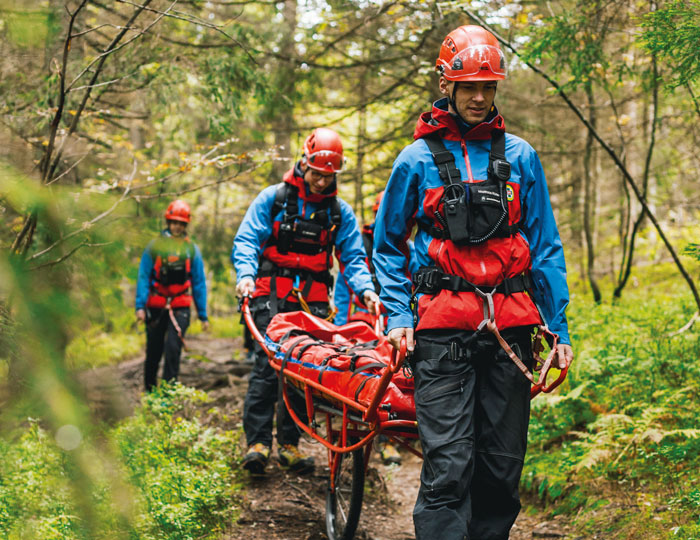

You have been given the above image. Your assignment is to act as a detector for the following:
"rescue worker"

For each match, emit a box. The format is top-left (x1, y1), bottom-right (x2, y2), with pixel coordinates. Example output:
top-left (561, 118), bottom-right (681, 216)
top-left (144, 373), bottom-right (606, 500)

top-left (373, 25), bottom-right (574, 540)
top-left (136, 199), bottom-right (209, 392)
top-left (233, 127), bottom-right (379, 475)
top-left (333, 190), bottom-right (418, 466)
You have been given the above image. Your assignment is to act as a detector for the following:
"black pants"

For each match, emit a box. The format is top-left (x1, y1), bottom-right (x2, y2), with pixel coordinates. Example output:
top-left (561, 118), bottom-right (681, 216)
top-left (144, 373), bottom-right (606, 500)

top-left (243, 298), bottom-right (329, 448)
top-left (144, 307), bottom-right (190, 392)
top-left (412, 327), bottom-right (533, 540)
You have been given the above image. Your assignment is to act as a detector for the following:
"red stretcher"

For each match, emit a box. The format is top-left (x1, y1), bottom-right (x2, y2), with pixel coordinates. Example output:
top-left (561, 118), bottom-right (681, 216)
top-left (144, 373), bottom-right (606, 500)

top-left (240, 296), bottom-right (567, 540)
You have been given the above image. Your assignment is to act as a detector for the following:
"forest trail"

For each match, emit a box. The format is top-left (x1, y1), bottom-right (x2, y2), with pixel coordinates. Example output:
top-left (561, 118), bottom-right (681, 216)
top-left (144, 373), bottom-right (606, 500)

top-left (79, 333), bottom-right (574, 540)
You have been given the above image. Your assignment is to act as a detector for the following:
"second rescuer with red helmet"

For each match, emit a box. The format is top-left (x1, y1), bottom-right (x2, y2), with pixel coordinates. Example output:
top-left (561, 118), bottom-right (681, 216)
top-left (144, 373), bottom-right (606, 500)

top-left (232, 127), bottom-right (379, 475)
top-left (373, 25), bottom-right (574, 539)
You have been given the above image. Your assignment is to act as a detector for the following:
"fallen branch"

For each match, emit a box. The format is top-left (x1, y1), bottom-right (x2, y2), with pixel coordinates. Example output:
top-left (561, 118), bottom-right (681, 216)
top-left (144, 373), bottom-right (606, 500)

top-left (667, 312), bottom-right (699, 337)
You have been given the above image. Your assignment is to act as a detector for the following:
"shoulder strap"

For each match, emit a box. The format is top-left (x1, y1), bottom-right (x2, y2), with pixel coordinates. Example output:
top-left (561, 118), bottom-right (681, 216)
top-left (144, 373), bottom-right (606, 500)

top-left (487, 130), bottom-right (511, 182)
top-left (423, 135), bottom-right (461, 186)
top-left (329, 197), bottom-right (341, 228)
top-left (272, 183), bottom-right (300, 219)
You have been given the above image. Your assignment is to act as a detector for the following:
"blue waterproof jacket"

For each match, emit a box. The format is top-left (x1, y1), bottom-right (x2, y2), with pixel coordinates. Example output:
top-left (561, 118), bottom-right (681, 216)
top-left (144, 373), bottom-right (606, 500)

top-left (232, 167), bottom-right (374, 305)
top-left (135, 230), bottom-right (208, 321)
top-left (373, 99), bottom-right (570, 344)
top-left (334, 229), bottom-right (419, 325)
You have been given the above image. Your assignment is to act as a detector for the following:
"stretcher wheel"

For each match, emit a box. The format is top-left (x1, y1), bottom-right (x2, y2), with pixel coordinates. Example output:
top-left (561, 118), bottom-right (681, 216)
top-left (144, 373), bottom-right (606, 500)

top-left (325, 444), bottom-right (364, 540)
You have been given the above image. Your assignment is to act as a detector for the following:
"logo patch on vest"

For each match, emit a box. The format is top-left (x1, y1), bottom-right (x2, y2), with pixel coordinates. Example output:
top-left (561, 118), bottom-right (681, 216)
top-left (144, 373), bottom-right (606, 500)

top-left (506, 185), bottom-right (514, 201)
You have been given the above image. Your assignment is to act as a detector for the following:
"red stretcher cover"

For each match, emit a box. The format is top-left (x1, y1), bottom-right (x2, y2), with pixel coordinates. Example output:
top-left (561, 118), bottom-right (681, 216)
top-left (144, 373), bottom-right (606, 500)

top-left (264, 311), bottom-right (415, 421)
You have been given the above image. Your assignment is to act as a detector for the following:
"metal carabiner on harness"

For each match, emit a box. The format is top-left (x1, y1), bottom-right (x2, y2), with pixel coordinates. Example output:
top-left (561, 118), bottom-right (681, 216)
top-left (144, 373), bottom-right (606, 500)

top-left (473, 285), bottom-right (497, 333)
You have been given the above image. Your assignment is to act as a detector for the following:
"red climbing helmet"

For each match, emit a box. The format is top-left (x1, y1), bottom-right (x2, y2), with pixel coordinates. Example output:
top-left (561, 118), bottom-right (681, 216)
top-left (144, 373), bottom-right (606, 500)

top-left (164, 199), bottom-right (191, 223)
top-left (436, 25), bottom-right (506, 82)
top-left (302, 128), bottom-right (345, 174)
top-left (372, 190), bottom-right (384, 214)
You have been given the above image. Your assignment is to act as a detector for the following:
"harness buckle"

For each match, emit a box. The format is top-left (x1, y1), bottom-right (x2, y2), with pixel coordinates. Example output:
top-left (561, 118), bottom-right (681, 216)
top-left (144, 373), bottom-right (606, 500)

top-left (449, 341), bottom-right (461, 361)
top-left (422, 268), bottom-right (440, 292)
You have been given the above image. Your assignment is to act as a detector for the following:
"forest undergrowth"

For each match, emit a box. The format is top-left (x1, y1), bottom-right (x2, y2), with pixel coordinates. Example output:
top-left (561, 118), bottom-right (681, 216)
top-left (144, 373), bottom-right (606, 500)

top-left (1, 266), bottom-right (700, 539)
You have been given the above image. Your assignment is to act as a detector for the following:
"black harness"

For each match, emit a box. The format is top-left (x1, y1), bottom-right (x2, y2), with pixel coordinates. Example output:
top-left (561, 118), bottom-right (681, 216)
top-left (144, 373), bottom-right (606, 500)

top-left (259, 182), bottom-right (342, 316)
top-left (412, 130), bottom-right (530, 325)
top-left (417, 129), bottom-right (518, 245)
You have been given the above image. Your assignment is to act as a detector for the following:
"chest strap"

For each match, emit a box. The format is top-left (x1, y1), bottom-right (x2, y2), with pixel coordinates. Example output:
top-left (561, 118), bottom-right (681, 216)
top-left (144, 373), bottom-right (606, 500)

top-left (258, 260), bottom-right (334, 288)
top-left (413, 266), bottom-right (532, 296)
top-left (416, 219), bottom-right (519, 240)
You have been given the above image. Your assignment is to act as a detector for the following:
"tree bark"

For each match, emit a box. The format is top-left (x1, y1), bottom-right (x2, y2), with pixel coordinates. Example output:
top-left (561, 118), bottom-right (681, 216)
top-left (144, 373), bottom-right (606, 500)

top-left (583, 83), bottom-right (601, 302)
top-left (269, 0), bottom-right (296, 182)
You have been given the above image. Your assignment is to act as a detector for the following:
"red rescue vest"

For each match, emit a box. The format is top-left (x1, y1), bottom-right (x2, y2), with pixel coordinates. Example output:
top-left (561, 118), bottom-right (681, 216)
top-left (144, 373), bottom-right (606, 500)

top-left (147, 238), bottom-right (193, 309)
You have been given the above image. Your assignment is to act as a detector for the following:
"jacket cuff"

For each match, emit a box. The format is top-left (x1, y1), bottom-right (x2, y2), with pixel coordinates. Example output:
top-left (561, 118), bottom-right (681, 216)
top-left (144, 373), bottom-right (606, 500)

top-left (386, 313), bottom-right (414, 332)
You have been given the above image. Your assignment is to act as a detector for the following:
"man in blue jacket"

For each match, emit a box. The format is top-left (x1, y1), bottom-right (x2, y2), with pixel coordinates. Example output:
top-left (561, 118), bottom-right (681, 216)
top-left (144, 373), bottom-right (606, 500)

top-left (136, 200), bottom-right (209, 392)
top-left (373, 25), bottom-right (574, 540)
top-left (233, 127), bottom-right (379, 475)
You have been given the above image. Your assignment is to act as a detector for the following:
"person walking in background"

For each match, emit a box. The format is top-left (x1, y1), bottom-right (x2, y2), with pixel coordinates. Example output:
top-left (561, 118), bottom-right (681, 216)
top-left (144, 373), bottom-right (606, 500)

top-left (233, 127), bottom-right (379, 475)
top-left (373, 25), bottom-right (574, 540)
top-left (136, 200), bottom-right (209, 392)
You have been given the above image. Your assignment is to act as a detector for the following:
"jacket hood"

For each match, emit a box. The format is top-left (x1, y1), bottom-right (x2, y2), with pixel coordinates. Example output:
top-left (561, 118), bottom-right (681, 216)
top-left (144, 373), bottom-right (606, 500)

top-left (283, 161), bottom-right (338, 203)
top-left (413, 97), bottom-right (505, 142)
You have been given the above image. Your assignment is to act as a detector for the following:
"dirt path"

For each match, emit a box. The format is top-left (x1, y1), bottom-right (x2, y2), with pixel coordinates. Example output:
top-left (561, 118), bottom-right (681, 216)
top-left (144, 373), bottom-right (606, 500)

top-left (79, 333), bottom-right (573, 540)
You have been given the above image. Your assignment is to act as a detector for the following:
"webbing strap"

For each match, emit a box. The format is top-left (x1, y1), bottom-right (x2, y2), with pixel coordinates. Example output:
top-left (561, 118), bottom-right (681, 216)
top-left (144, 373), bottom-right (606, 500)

top-left (350, 362), bottom-right (387, 377)
top-left (423, 135), bottom-right (461, 186)
top-left (413, 267), bottom-right (532, 296)
top-left (277, 335), bottom-right (312, 406)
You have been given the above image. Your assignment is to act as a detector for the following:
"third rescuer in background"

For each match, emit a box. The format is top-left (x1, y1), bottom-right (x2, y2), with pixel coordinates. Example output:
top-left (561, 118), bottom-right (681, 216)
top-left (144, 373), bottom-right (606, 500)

top-left (373, 24), bottom-right (573, 540)
top-left (135, 200), bottom-right (209, 392)
top-left (233, 127), bottom-right (378, 475)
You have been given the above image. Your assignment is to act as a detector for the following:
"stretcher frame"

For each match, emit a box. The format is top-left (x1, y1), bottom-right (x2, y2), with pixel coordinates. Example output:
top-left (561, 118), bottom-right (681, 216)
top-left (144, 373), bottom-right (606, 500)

top-left (240, 295), bottom-right (567, 540)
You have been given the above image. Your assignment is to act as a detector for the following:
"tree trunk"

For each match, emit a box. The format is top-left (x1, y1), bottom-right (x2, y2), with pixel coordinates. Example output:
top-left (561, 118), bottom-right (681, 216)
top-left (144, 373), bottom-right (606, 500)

top-left (355, 67), bottom-right (368, 220)
top-left (583, 83), bottom-right (602, 302)
top-left (269, 0), bottom-right (297, 182)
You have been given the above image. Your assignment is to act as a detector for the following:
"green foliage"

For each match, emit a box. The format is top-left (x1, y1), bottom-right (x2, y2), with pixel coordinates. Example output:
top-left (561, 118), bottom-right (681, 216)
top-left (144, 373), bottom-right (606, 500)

top-left (524, 283), bottom-right (700, 534)
top-left (113, 383), bottom-right (240, 539)
top-left (640, 0), bottom-right (700, 88)
top-left (0, 383), bottom-right (242, 539)
top-left (521, 4), bottom-right (610, 90)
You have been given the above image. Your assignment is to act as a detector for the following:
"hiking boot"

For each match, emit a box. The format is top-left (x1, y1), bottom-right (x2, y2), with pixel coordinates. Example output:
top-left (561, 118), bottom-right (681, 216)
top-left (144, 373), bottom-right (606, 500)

top-left (242, 443), bottom-right (270, 475)
top-left (379, 442), bottom-right (402, 466)
top-left (277, 444), bottom-right (315, 474)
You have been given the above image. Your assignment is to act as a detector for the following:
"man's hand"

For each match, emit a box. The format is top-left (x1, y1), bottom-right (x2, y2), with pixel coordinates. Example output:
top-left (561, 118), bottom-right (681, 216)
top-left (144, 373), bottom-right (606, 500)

top-left (236, 277), bottom-right (255, 298)
top-left (136, 309), bottom-right (146, 322)
top-left (362, 290), bottom-right (380, 315)
top-left (556, 344), bottom-right (574, 369)
top-left (201, 320), bottom-right (210, 332)
top-left (387, 327), bottom-right (414, 352)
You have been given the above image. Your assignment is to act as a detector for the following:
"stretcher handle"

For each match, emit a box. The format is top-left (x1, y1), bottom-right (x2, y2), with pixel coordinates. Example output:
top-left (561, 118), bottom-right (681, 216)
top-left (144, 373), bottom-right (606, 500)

top-left (530, 329), bottom-right (568, 398)
top-left (390, 336), bottom-right (407, 373)
top-left (363, 337), bottom-right (407, 424)
top-left (239, 295), bottom-right (269, 355)
top-left (531, 363), bottom-right (569, 399)
top-left (370, 301), bottom-right (385, 336)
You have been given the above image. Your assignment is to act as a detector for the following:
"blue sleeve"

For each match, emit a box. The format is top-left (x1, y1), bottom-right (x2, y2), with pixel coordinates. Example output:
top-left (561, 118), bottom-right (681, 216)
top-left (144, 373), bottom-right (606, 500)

top-left (334, 201), bottom-right (374, 299)
top-left (373, 155), bottom-right (419, 332)
top-left (407, 240), bottom-right (420, 276)
top-left (190, 243), bottom-right (208, 321)
top-left (135, 243), bottom-right (154, 311)
top-left (520, 149), bottom-right (571, 345)
top-left (333, 274), bottom-right (352, 325)
top-left (232, 185), bottom-right (278, 283)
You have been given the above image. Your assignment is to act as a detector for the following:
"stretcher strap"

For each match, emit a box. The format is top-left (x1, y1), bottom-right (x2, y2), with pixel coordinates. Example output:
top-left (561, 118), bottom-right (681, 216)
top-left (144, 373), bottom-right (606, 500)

top-left (277, 335), bottom-right (313, 408)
